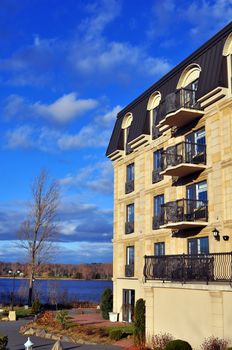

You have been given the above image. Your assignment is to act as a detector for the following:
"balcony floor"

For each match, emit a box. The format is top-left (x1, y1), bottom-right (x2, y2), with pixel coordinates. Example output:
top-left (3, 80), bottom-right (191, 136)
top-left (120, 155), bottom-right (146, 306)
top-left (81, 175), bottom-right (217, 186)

top-left (159, 108), bottom-right (205, 128)
top-left (160, 221), bottom-right (208, 229)
top-left (160, 163), bottom-right (207, 177)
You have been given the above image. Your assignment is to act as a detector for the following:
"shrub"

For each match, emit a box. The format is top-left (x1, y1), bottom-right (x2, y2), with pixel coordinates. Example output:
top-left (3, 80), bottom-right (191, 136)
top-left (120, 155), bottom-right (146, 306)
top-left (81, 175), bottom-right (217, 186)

top-left (165, 340), bottom-right (192, 350)
top-left (151, 333), bottom-right (174, 350)
top-left (56, 310), bottom-right (69, 329)
top-left (100, 288), bottom-right (113, 320)
top-left (134, 298), bottom-right (146, 350)
top-left (201, 336), bottom-right (228, 350)
top-left (109, 328), bottom-right (123, 341)
top-left (32, 299), bottom-right (41, 314)
top-left (37, 311), bottom-right (55, 326)
top-left (0, 335), bottom-right (8, 350)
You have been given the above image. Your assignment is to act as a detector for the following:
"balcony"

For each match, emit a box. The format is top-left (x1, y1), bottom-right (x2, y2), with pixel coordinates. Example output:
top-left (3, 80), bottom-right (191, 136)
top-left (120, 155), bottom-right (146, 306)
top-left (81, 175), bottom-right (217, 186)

top-left (125, 264), bottom-right (134, 277)
top-left (152, 169), bottom-right (163, 184)
top-left (160, 142), bottom-right (206, 177)
top-left (158, 88), bottom-right (204, 128)
top-left (125, 221), bottom-right (134, 234)
top-left (160, 198), bottom-right (208, 229)
top-left (125, 180), bottom-right (134, 194)
top-left (144, 252), bottom-right (232, 283)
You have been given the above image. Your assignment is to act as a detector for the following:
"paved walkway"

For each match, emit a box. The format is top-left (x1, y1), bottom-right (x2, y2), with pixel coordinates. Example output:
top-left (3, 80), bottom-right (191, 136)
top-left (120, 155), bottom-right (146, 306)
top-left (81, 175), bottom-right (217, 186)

top-left (0, 320), bottom-right (120, 350)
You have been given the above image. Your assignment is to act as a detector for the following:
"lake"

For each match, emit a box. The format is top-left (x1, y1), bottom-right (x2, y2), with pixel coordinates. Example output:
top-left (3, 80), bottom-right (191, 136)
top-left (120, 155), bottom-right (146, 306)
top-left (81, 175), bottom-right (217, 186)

top-left (0, 278), bottom-right (112, 305)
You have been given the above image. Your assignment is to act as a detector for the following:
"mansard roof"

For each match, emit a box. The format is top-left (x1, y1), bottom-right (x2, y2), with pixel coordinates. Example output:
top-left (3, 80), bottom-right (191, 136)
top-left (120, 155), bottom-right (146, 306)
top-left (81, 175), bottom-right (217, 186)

top-left (106, 22), bottom-right (232, 157)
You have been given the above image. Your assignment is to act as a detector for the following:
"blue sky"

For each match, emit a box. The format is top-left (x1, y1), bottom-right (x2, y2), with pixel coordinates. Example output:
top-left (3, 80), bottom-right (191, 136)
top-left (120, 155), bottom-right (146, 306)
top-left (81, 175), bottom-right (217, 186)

top-left (0, 0), bottom-right (231, 264)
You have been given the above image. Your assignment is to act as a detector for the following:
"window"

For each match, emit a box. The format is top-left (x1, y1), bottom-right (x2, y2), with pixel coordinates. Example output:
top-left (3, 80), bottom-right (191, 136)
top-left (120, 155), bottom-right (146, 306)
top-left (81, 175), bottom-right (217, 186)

top-left (187, 181), bottom-right (207, 202)
top-left (185, 128), bottom-right (206, 163)
top-left (186, 181), bottom-right (208, 221)
top-left (125, 163), bottom-right (134, 194)
top-left (154, 242), bottom-right (165, 256)
top-left (147, 91), bottom-right (161, 139)
top-left (122, 113), bottom-right (133, 154)
top-left (127, 163), bottom-right (134, 181)
top-left (126, 246), bottom-right (134, 265)
top-left (188, 237), bottom-right (209, 255)
top-left (123, 289), bottom-right (135, 322)
top-left (152, 149), bottom-right (163, 183)
top-left (127, 204), bottom-right (134, 222)
top-left (125, 203), bottom-right (134, 234)
top-left (153, 194), bottom-right (164, 229)
top-left (125, 246), bottom-right (134, 277)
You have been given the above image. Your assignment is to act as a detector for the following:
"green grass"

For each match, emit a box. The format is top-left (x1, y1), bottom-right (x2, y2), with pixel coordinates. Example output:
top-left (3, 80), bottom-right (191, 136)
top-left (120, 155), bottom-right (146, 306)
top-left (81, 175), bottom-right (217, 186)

top-left (107, 324), bottom-right (134, 338)
top-left (15, 307), bottom-right (33, 318)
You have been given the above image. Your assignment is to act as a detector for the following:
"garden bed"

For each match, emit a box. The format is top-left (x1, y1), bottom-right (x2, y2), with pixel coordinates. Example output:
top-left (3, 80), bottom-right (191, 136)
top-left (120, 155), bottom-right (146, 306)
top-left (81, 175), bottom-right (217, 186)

top-left (20, 310), bottom-right (134, 346)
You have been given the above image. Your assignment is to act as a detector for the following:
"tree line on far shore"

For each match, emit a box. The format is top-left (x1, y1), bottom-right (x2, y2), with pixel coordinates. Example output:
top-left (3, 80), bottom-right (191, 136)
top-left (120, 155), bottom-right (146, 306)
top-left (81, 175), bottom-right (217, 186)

top-left (0, 262), bottom-right (112, 280)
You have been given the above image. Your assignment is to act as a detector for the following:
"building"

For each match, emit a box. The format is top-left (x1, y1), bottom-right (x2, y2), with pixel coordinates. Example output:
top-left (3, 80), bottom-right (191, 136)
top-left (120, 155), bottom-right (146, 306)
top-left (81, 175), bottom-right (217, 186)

top-left (106, 23), bottom-right (232, 348)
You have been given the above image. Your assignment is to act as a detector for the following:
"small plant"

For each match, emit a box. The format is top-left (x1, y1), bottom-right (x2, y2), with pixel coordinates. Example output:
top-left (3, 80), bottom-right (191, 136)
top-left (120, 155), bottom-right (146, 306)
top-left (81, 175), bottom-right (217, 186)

top-left (37, 311), bottom-right (55, 326)
top-left (151, 333), bottom-right (174, 350)
top-left (0, 335), bottom-right (8, 350)
top-left (56, 310), bottom-right (69, 329)
top-left (100, 288), bottom-right (113, 320)
top-left (201, 336), bottom-right (228, 350)
top-left (165, 339), bottom-right (192, 350)
top-left (134, 298), bottom-right (146, 350)
top-left (109, 328), bottom-right (123, 341)
top-left (32, 299), bottom-right (41, 314)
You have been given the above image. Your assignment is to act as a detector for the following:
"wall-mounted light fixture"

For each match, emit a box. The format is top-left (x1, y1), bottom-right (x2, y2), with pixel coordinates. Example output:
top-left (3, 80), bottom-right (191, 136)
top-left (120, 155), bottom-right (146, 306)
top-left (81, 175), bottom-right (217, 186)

top-left (223, 235), bottom-right (229, 241)
top-left (212, 228), bottom-right (220, 241)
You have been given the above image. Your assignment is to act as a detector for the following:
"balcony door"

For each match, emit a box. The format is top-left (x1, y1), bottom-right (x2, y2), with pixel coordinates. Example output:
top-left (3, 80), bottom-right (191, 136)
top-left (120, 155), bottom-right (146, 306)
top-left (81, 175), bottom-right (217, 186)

top-left (185, 128), bottom-right (206, 163)
top-left (122, 289), bottom-right (135, 322)
top-left (187, 181), bottom-right (207, 220)
top-left (153, 194), bottom-right (164, 229)
top-left (188, 237), bottom-right (209, 255)
top-left (125, 246), bottom-right (134, 277)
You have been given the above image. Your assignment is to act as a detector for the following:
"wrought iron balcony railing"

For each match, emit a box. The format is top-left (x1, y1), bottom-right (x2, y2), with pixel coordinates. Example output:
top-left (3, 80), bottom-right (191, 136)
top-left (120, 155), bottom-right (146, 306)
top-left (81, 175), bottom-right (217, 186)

top-left (125, 180), bottom-right (134, 194)
top-left (161, 198), bottom-right (208, 226)
top-left (152, 214), bottom-right (165, 230)
top-left (125, 221), bottom-right (134, 234)
top-left (152, 169), bottom-right (163, 184)
top-left (158, 88), bottom-right (204, 128)
top-left (164, 88), bottom-right (201, 116)
top-left (144, 252), bottom-right (232, 283)
top-left (161, 142), bottom-right (206, 171)
top-left (125, 264), bottom-right (134, 277)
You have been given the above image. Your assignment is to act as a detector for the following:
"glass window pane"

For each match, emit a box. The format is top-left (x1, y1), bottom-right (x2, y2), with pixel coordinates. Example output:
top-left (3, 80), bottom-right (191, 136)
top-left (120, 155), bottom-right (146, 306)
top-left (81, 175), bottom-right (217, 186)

top-left (127, 163), bottom-right (134, 181)
top-left (127, 246), bottom-right (134, 265)
top-left (155, 242), bottom-right (165, 256)
top-left (127, 204), bottom-right (134, 222)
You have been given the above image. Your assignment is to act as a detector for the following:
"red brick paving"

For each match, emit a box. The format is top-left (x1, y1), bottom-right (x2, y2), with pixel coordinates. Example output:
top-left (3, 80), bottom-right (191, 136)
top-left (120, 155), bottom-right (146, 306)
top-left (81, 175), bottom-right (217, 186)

top-left (69, 310), bottom-right (134, 349)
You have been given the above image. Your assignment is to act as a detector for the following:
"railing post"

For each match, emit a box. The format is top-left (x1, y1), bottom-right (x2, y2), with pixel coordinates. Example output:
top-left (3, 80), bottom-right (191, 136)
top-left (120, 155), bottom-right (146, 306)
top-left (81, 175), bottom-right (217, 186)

top-left (182, 254), bottom-right (185, 283)
top-left (144, 255), bottom-right (147, 282)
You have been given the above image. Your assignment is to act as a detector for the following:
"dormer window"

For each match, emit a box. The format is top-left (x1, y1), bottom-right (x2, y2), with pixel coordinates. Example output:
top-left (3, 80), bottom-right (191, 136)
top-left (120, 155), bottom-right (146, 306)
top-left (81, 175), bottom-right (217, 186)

top-left (122, 113), bottom-right (133, 155)
top-left (147, 91), bottom-right (161, 139)
top-left (223, 32), bottom-right (232, 94)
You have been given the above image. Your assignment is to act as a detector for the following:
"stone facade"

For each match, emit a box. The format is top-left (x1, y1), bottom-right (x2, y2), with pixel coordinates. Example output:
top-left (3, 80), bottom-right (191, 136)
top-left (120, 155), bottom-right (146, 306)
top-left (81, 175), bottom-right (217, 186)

top-left (108, 26), bottom-right (232, 348)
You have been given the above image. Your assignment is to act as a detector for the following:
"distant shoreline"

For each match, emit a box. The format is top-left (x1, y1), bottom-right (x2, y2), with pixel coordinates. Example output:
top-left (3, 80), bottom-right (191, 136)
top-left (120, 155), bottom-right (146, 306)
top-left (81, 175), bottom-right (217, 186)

top-left (0, 276), bottom-right (112, 281)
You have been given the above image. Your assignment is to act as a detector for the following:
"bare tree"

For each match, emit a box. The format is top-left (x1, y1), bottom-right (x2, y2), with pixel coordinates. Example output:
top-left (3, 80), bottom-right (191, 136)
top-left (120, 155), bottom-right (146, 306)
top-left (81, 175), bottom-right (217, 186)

top-left (18, 170), bottom-right (59, 306)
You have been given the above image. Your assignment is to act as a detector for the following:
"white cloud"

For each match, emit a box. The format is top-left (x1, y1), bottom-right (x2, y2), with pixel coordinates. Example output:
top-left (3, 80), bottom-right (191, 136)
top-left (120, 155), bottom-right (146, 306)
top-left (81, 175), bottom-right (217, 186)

top-left (4, 93), bottom-right (98, 124)
top-left (33, 93), bottom-right (98, 123)
top-left (4, 104), bottom-right (119, 152)
top-left (183, 0), bottom-right (232, 38)
top-left (5, 125), bottom-right (34, 149)
top-left (59, 161), bottom-right (113, 195)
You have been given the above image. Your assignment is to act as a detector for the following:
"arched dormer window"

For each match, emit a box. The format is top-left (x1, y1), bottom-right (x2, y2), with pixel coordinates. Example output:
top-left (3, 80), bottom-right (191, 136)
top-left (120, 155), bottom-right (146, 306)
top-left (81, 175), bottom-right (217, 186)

top-left (122, 113), bottom-right (133, 154)
top-left (147, 91), bottom-right (161, 139)
top-left (223, 33), bottom-right (232, 93)
top-left (177, 64), bottom-right (201, 107)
